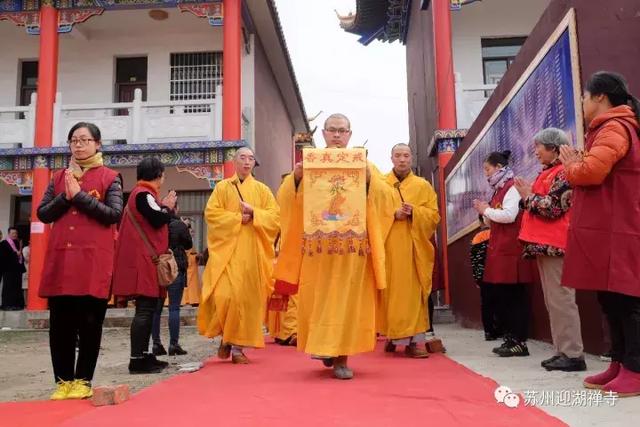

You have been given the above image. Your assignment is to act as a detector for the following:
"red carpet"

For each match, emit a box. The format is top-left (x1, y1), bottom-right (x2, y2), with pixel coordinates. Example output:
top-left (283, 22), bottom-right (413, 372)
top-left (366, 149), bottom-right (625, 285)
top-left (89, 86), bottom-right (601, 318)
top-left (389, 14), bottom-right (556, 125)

top-left (1, 343), bottom-right (565, 427)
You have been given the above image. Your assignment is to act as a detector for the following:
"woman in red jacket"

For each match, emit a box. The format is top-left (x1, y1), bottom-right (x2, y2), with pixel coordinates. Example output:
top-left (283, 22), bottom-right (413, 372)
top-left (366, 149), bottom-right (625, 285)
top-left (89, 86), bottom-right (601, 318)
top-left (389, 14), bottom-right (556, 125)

top-left (112, 157), bottom-right (177, 374)
top-left (516, 128), bottom-right (585, 373)
top-left (473, 151), bottom-right (534, 357)
top-left (37, 122), bottom-right (123, 400)
top-left (560, 71), bottom-right (640, 396)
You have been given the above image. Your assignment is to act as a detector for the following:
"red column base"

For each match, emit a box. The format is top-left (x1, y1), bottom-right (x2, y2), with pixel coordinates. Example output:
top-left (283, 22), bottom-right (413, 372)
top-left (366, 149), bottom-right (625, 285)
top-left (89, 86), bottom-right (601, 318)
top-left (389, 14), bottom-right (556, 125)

top-left (27, 168), bottom-right (51, 310)
top-left (438, 152), bottom-right (454, 306)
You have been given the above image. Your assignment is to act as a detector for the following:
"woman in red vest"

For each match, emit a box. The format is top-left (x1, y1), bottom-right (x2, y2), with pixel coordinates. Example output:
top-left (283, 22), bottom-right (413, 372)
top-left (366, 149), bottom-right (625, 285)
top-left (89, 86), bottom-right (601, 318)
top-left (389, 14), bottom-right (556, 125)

top-left (112, 157), bottom-right (177, 374)
top-left (37, 122), bottom-right (123, 400)
top-left (473, 151), bottom-right (533, 357)
top-left (559, 71), bottom-right (640, 396)
top-left (516, 128), bottom-right (585, 373)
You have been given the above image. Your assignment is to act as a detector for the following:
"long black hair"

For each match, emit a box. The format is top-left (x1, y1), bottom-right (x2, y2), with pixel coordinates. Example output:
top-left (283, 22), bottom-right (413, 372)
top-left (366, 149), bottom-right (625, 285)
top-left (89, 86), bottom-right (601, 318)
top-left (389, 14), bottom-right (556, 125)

top-left (586, 71), bottom-right (640, 125)
top-left (484, 150), bottom-right (511, 167)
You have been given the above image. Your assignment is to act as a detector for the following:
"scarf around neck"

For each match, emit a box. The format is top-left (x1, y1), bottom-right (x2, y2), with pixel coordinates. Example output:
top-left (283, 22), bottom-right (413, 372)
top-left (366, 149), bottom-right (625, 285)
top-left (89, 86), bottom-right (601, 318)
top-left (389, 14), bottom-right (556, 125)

top-left (137, 180), bottom-right (160, 197)
top-left (487, 166), bottom-right (514, 190)
top-left (71, 152), bottom-right (104, 179)
top-left (5, 238), bottom-right (23, 264)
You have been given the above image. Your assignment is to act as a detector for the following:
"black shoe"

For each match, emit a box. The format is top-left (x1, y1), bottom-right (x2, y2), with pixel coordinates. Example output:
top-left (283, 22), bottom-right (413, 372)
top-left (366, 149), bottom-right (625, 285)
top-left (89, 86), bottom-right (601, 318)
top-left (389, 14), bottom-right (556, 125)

top-left (384, 341), bottom-right (397, 353)
top-left (495, 340), bottom-right (529, 357)
top-left (168, 344), bottom-right (188, 356)
top-left (492, 339), bottom-right (510, 354)
top-left (544, 354), bottom-right (586, 372)
top-left (152, 343), bottom-right (167, 356)
top-left (322, 358), bottom-right (334, 368)
top-left (129, 357), bottom-right (164, 374)
top-left (145, 353), bottom-right (169, 368)
top-left (541, 354), bottom-right (562, 368)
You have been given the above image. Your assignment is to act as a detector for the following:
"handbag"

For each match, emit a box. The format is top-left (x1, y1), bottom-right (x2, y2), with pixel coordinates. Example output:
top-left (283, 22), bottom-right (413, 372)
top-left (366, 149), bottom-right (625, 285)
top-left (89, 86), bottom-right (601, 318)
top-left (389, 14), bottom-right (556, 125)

top-left (126, 205), bottom-right (178, 288)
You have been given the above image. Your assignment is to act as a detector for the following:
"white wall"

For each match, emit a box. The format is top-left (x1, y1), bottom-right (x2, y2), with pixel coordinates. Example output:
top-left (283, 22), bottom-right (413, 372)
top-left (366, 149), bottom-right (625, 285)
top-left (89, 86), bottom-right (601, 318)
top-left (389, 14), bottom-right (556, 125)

top-left (242, 34), bottom-right (256, 148)
top-left (451, 0), bottom-right (550, 87)
top-left (0, 9), bottom-right (252, 106)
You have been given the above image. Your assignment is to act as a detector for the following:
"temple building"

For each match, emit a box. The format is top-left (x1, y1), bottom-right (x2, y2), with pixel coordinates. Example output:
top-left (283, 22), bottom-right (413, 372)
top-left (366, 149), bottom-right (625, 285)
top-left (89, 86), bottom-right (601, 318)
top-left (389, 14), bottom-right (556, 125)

top-left (339, 0), bottom-right (640, 354)
top-left (0, 0), bottom-right (309, 309)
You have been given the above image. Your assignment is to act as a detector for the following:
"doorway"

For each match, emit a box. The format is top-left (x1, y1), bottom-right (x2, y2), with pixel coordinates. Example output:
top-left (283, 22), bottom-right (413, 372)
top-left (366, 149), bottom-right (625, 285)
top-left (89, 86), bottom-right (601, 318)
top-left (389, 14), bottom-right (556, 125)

top-left (115, 57), bottom-right (148, 115)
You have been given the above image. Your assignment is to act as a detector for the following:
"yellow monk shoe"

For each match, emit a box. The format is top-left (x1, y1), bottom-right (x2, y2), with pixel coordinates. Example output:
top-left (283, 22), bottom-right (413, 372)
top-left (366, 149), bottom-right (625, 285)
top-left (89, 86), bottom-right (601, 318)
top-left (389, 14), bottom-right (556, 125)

top-left (66, 380), bottom-right (93, 399)
top-left (50, 380), bottom-right (74, 400)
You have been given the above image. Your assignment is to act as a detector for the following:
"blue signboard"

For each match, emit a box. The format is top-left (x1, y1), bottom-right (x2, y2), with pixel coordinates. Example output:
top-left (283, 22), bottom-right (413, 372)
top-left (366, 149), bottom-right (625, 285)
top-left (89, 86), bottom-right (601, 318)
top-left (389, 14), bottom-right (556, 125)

top-left (445, 24), bottom-right (581, 242)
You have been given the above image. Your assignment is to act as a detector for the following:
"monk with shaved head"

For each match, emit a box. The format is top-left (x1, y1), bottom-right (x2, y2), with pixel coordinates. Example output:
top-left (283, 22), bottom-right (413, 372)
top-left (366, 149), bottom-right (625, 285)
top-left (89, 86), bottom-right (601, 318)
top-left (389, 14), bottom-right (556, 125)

top-left (197, 146), bottom-right (280, 364)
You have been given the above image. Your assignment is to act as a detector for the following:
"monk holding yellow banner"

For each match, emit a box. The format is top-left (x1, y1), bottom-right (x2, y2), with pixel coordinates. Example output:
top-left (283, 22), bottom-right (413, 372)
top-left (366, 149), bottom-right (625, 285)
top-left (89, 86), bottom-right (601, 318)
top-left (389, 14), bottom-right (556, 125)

top-left (274, 113), bottom-right (394, 380)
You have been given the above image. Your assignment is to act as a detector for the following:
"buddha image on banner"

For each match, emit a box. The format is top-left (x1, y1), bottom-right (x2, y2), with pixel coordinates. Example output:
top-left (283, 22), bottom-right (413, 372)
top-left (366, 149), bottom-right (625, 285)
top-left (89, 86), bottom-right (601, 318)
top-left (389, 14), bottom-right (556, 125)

top-left (302, 148), bottom-right (367, 255)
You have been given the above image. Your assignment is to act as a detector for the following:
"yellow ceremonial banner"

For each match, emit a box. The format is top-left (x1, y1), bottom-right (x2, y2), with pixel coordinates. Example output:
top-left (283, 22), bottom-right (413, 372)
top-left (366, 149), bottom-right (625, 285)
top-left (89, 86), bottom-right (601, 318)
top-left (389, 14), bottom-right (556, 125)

top-left (302, 148), bottom-right (367, 255)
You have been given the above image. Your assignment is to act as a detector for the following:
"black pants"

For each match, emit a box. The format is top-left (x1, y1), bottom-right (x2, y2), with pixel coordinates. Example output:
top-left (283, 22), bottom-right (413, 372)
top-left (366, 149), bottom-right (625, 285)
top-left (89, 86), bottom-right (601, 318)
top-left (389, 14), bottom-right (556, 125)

top-left (598, 291), bottom-right (640, 372)
top-left (1, 271), bottom-right (25, 309)
top-left (426, 293), bottom-right (435, 333)
top-left (49, 296), bottom-right (108, 383)
top-left (131, 296), bottom-right (160, 358)
top-left (493, 284), bottom-right (528, 343)
top-left (479, 282), bottom-right (503, 336)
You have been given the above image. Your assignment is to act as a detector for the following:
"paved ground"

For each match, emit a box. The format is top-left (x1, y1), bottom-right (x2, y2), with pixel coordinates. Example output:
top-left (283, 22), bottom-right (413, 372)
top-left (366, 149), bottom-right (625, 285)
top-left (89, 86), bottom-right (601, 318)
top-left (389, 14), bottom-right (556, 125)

top-left (0, 324), bottom-right (636, 426)
top-left (435, 324), bottom-right (636, 427)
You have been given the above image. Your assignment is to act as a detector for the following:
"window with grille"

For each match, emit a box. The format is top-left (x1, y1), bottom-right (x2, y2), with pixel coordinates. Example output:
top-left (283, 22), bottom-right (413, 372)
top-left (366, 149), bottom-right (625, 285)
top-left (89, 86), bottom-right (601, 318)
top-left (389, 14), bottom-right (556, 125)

top-left (170, 52), bottom-right (223, 112)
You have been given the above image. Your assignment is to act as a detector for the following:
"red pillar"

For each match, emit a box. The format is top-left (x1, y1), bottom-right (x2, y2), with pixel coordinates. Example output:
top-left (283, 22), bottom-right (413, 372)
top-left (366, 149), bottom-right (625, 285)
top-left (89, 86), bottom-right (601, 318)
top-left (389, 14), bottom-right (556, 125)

top-left (433, 0), bottom-right (457, 305)
top-left (27, 5), bottom-right (59, 310)
top-left (222, 0), bottom-right (242, 178)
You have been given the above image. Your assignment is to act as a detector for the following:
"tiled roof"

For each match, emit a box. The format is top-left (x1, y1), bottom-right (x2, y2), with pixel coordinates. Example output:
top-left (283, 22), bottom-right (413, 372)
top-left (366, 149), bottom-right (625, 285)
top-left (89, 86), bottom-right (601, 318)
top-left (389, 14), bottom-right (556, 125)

top-left (337, 0), bottom-right (412, 46)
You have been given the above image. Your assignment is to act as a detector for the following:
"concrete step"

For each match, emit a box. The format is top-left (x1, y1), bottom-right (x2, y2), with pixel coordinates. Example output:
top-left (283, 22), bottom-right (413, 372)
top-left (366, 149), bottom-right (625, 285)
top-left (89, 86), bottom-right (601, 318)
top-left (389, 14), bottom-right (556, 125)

top-left (0, 307), bottom-right (198, 330)
top-left (1, 305), bottom-right (455, 330)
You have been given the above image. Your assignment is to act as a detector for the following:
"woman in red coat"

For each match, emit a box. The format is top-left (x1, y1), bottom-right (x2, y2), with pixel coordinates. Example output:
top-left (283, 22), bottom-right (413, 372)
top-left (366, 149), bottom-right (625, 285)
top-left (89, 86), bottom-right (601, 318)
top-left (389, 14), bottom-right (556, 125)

top-left (559, 71), bottom-right (640, 396)
top-left (37, 122), bottom-right (123, 400)
top-left (473, 151), bottom-right (533, 358)
top-left (112, 157), bottom-right (177, 374)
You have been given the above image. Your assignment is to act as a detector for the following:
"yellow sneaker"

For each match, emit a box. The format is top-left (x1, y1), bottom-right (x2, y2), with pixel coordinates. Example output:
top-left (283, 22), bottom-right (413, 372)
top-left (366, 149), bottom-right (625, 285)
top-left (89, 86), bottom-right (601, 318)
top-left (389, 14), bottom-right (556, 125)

top-left (50, 381), bottom-right (74, 400)
top-left (66, 380), bottom-right (93, 399)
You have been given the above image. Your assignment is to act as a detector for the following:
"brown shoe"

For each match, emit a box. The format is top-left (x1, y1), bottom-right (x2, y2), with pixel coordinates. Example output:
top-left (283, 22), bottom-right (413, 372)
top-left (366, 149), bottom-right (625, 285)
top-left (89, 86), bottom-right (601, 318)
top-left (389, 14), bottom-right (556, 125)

top-left (289, 334), bottom-right (297, 347)
top-left (405, 344), bottom-right (430, 358)
top-left (426, 338), bottom-right (446, 353)
top-left (384, 341), bottom-right (397, 353)
top-left (217, 343), bottom-right (231, 360)
top-left (232, 353), bottom-right (249, 364)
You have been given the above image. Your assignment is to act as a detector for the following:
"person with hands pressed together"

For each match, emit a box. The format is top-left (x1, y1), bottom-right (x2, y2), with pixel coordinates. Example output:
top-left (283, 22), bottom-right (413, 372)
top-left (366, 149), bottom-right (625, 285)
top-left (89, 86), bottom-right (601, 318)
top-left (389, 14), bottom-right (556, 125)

top-left (112, 157), bottom-right (177, 374)
top-left (473, 151), bottom-right (533, 358)
top-left (378, 144), bottom-right (440, 358)
top-left (517, 128), bottom-right (586, 373)
top-left (37, 122), bottom-right (123, 400)
top-left (197, 147), bottom-right (280, 364)
top-left (559, 71), bottom-right (640, 396)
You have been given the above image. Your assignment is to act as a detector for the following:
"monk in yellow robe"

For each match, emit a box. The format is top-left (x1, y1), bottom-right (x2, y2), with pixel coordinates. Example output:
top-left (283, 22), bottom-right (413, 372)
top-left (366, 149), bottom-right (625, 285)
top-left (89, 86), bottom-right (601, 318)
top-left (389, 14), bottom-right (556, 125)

top-left (181, 248), bottom-right (201, 306)
top-left (275, 113), bottom-right (395, 379)
top-left (267, 175), bottom-right (299, 346)
top-left (378, 143), bottom-right (440, 358)
top-left (197, 147), bottom-right (280, 364)
top-left (267, 231), bottom-right (298, 347)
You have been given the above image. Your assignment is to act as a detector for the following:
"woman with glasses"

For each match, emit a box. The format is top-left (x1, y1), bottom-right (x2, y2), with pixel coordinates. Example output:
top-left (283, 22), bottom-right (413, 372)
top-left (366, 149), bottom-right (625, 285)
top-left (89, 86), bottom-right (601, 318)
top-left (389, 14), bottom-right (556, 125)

top-left (37, 122), bottom-right (123, 400)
